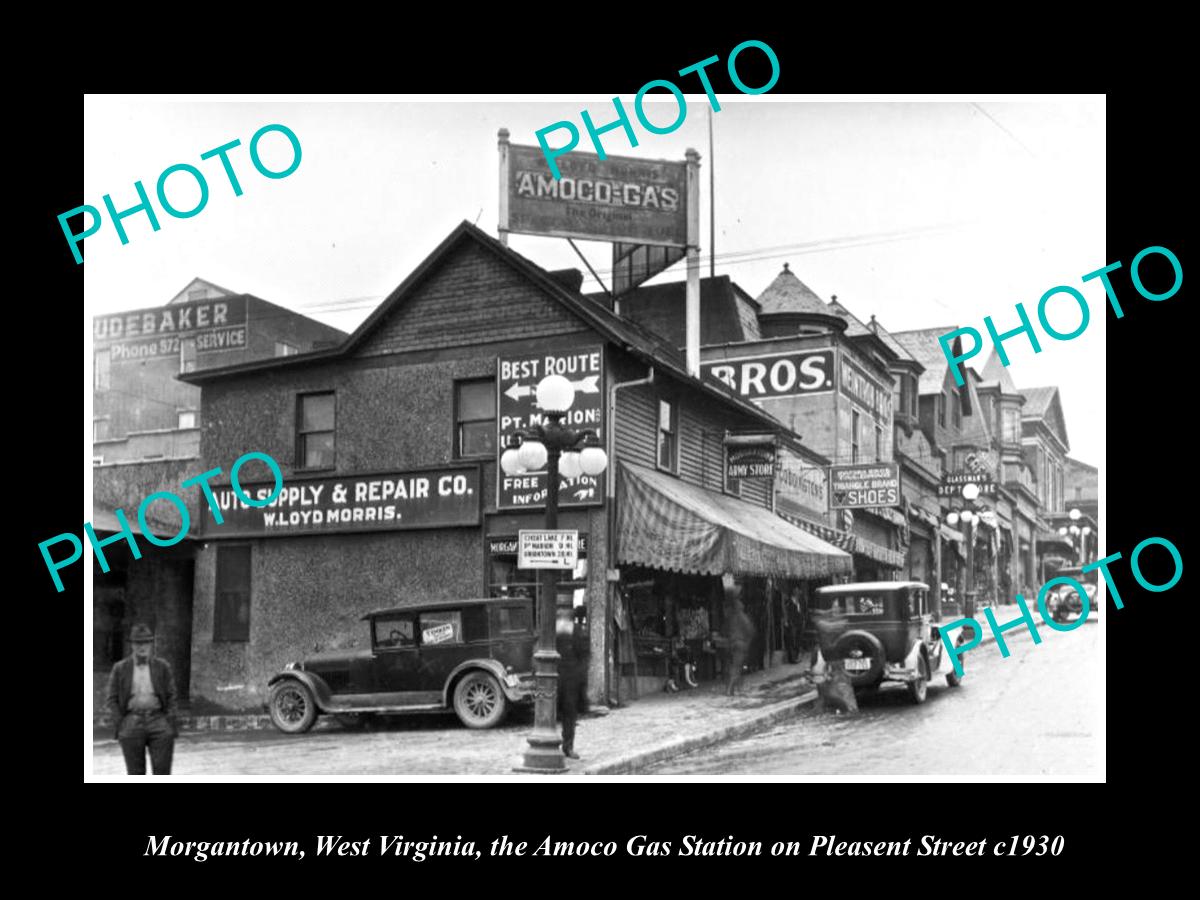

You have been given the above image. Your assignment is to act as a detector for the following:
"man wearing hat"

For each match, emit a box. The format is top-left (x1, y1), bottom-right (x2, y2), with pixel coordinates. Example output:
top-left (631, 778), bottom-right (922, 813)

top-left (106, 623), bottom-right (179, 775)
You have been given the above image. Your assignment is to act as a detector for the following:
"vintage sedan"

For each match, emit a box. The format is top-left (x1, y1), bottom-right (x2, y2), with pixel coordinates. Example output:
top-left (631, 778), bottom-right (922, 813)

top-left (808, 581), bottom-right (963, 704)
top-left (266, 597), bottom-right (537, 733)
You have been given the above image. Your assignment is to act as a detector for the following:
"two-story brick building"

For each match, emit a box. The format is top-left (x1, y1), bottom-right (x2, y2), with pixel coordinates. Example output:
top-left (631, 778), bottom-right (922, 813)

top-left (179, 222), bottom-right (852, 712)
top-left (91, 277), bottom-right (346, 710)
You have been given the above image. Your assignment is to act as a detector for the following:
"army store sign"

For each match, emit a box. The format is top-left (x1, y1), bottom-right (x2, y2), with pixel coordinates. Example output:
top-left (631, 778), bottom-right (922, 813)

top-left (94, 297), bottom-right (248, 363)
top-left (830, 462), bottom-right (900, 510)
top-left (205, 467), bottom-right (481, 537)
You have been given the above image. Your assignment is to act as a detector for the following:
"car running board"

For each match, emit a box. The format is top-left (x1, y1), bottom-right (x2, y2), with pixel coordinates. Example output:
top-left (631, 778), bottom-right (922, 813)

top-left (320, 702), bottom-right (447, 714)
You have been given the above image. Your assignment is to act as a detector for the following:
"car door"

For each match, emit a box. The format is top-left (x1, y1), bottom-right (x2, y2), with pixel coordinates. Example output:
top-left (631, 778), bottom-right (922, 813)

top-left (416, 608), bottom-right (482, 693)
top-left (372, 613), bottom-right (427, 701)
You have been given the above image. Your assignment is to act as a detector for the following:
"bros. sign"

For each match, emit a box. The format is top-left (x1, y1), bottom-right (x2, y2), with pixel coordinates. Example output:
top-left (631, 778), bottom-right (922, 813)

top-left (700, 349), bottom-right (835, 400)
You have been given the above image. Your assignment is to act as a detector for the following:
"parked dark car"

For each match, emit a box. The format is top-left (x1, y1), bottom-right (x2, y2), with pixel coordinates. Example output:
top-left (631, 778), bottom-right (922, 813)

top-left (266, 597), bottom-right (537, 733)
top-left (807, 581), bottom-right (962, 704)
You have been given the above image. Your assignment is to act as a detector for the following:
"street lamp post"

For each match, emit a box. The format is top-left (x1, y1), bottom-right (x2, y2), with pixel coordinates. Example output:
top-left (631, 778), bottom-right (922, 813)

top-left (944, 481), bottom-right (983, 619)
top-left (500, 374), bottom-right (608, 774)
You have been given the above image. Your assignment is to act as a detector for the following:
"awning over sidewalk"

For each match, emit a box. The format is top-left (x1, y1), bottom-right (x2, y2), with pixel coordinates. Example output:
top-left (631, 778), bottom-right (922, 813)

top-left (851, 534), bottom-right (907, 568)
top-left (616, 462), bottom-right (852, 579)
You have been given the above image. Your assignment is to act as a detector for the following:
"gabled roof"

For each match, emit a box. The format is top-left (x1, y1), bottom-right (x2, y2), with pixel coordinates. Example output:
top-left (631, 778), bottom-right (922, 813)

top-left (892, 327), bottom-right (961, 394)
top-left (868, 317), bottom-right (921, 367)
top-left (168, 276), bottom-right (237, 305)
top-left (180, 221), bottom-right (786, 433)
top-left (1020, 386), bottom-right (1069, 450)
top-left (979, 349), bottom-right (1023, 396)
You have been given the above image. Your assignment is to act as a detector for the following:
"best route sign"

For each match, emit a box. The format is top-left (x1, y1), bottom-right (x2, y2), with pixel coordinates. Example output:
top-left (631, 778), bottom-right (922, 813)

top-left (497, 347), bottom-right (604, 510)
top-left (517, 529), bottom-right (580, 570)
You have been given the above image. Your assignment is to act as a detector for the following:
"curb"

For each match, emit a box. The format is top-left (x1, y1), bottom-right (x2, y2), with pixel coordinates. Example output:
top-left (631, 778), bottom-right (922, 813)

top-left (582, 690), bottom-right (819, 775)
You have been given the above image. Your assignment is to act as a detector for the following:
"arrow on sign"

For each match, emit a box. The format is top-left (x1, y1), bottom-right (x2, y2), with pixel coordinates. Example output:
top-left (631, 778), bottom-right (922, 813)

top-left (506, 375), bottom-right (599, 404)
top-left (504, 382), bottom-right (534, 402)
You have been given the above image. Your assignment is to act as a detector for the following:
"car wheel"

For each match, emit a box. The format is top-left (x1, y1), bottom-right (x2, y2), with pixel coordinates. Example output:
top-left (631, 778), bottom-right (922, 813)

top-left (908, 654), bottom-right (929, 704)
top-left (945, 652), bottom-right (964, 686)
top-left (453, 671), bottom-right (508, 729)
top-left (269, 680), bottom-right (318, 734)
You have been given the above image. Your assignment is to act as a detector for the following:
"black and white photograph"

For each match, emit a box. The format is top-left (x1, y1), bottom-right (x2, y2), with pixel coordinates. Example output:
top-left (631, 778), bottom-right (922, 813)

top-left (78, 93), bottom-right (1111, 781)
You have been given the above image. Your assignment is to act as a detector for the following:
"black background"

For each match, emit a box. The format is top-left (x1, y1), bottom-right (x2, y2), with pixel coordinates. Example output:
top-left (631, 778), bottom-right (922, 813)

top-left (26, 19), bottom-right (1179, 884)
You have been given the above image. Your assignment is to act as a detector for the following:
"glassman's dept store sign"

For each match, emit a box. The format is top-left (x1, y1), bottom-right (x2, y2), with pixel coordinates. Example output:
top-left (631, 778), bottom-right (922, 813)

top-left (203, 467), bottom-right (481, 537)
top-left (503, 145), bottom-right (686, 247)
top-left (498, 347), bottom-right (604, 510)
top-left (830, 462), bottom-right (901, 510)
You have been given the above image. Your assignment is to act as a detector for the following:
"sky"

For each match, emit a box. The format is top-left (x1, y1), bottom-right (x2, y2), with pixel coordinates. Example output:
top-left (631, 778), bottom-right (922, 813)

top-left (83, 96), bottom-right (1105, 469)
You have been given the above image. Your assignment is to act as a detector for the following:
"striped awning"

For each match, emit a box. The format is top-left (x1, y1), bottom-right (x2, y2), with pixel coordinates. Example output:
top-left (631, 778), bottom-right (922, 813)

top-left (852, 535), bottom-right (907, 569)
top-left (616, 462), bottom-right (853, 579)
top-left (778, 511), bottom-right (856, 551)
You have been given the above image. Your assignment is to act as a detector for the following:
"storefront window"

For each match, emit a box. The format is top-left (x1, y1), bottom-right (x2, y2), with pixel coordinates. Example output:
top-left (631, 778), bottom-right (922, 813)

top-left (487, 536), bottom-right (587, 618)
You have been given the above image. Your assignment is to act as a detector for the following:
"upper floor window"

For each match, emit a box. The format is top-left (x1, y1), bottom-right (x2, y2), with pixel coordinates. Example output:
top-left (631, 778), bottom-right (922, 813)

top-left (94, 351), bottom-right (111, 391)
top-left (188, 287), bottom-right (207, 301)
top-left (657, 398), bottom-right (678, 473)
top-left (1002, 407), bottom-right (1021, 444)
top-left (875, 425), bottom-right (883, 462)
top-left (455, 379), bottom-right (496, 458)
top-left (180, 338), bottom-right (197, 373)
top-left (936, 393), bottom-right (946, 427)
top-left (275, 340), bottom-right (299, 357)
top-left (93, 418), bottom-right (109, 443)
top-left (851, 409), bottom-right (861, 463)
top-left (952, 390), bottom-right (962, 428)
top-left (297, 391), bottom-right (336, 469)
top-left (178, 410), bottom-right (198, 430)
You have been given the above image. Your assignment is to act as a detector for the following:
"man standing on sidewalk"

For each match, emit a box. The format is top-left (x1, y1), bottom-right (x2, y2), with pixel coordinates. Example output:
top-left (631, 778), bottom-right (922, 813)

top-left (723, 575), bottom-right (755, 696)
top-left (106, 623), bottom-right (179, 775)
top-left (556, 606), bottom-right (589, 760)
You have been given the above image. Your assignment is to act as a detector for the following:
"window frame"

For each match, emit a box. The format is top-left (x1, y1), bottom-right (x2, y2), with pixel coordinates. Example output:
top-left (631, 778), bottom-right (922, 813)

top-left (937, 393), bottom-right (946, 427)
top-left (952, 389), bottom-right (963, 427)
top-left (453, 377), bottom-right (497, 460)
top-left (177, 409), bottom-right (198, 430)
top-left (94, 350), bottom-right (111, 391)
top-left (296, 390), bottom-right (337, 471)
top-left (851, 408), bottom-right (861, 464)
top-left (656, 395), bottom-right (679, 474)
top-left (875, 424), bottom-right (883, 462)
top-left (213, 543), bottom-right (252, 643)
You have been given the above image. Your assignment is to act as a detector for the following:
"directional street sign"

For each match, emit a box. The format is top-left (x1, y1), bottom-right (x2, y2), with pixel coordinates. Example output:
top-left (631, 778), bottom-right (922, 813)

top-left (517, 529), bottom-right (580, 570)
top-left (497, 347), bottom-right (605, 509)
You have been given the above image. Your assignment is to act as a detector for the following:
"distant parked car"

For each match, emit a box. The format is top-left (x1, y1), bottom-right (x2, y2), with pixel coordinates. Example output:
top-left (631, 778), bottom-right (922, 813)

top-left (266, 598), bottom-right (537, 733)
top-left (807, 581), bottom-right (962, 704)
top-left (1045, 566), bottom-right (1098, 623)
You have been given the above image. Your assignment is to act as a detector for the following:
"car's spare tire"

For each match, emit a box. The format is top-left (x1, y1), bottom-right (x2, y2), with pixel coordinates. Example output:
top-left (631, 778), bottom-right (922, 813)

top-left (830, 630), bottom-right (887, 687)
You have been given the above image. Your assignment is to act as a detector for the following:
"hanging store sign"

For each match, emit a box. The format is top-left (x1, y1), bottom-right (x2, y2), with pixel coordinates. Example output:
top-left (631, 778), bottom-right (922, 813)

top-left (503, 144), bottom-right (687, 247)
top-left (518, 529), bottom-right (580, 570)
top-left (701, 349), bottom-right (835, 401)
top-left (937, 471), bottom-right (997, 497)
top-left (497, 347), bottom-right (605, 510)
top-left (94, 296), bottom-right (249, 364)
top-left (830, 462), bottom-right (901, 510)
top-left (725, 444), bottom-right (775, 480)
top-left (201, 466), bottom-right (481, 537)
top-left (774, 447), bottom-right (829, 519)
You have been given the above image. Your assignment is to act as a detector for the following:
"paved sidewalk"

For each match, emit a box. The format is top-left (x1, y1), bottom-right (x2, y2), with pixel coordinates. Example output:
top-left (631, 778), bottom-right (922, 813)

top-left (90, 663), bottom-right (819, 777)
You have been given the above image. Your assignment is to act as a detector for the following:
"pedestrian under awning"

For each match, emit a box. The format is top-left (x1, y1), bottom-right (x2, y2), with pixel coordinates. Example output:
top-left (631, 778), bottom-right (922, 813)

top-left (616, 462), bottom-right (852, 579)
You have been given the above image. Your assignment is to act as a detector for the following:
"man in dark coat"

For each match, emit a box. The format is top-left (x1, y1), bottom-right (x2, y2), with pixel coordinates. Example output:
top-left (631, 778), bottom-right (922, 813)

top-left (556, 607), bottom-right (589, 760)
top-left (106, 623), bottom-right (179, 775)
top-left (723, 575), bottom-right (755, 696)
